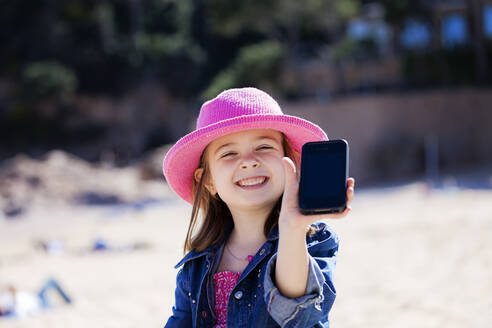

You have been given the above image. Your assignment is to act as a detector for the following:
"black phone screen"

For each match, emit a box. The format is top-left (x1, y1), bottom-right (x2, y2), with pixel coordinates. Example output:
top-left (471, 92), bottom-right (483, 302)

top-left (299, 140), bottom-right (349, 214)
top-left (302, 152), bottom-right (346, 198)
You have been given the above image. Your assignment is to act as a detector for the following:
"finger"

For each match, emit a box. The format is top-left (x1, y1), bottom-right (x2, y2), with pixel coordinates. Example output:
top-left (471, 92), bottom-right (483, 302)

top-left (346, 178), bottom-right (355, 205)
top-left (346, 186), bottom-right (354, 204)
top-left (281, 157), bottom-right (299, 206)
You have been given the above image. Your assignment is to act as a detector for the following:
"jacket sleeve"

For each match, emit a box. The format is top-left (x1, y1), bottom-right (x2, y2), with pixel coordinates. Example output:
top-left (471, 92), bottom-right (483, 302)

top-left (263, 222), bottom-right (338, 328)
top-left (164, 267), bottom-right (193, 328)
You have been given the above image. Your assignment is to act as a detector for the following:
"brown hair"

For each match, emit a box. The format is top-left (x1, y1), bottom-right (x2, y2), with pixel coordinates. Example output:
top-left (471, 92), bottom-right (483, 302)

top-left (183, 135), bottom-right (314, 254)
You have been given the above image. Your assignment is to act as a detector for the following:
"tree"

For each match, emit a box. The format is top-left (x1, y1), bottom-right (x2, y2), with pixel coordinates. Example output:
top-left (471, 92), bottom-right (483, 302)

top-left (377, 0), bottom-right (430, 53)
top-left (466, 0), bottom-right (489, 83)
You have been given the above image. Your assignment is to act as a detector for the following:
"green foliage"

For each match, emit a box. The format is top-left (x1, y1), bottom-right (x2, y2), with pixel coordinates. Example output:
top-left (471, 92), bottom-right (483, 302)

top-left (334, 0), bottom-right (360, 20)
top-left (328, 37), bottom-right (358, 61)
top-left (201, 0), bottom-right (361, 98)
top-left (134, 33), bottom-right (205, 64)
top-left (327, 36), bottom-right (379, 61)
top-left (136, 33), bottom-right (186, 59)
top-left (207, 0), bottom-right (360, 40)
top-left (201, 41), bottom-right (285, 100)
top-left (0, 0), bottom-right (363, 99)
top-left (22, 61), bottom-right (78, 100)
top-left (207, 0), bottom-right (280, 37)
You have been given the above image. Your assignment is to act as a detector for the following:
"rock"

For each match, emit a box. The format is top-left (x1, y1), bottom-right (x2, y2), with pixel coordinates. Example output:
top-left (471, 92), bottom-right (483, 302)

top-left (137, 145), bottom-right (172, 181)
top-left (0, 150), bottom-right (173, 212)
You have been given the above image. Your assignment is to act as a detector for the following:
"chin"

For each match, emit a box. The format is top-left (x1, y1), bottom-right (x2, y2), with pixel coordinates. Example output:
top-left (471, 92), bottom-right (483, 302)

top-left (244, 198), bottom-right (280, 211)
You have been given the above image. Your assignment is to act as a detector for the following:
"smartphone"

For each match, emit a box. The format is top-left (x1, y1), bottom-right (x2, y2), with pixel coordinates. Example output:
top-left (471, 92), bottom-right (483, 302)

top-left (298, 139), bottom-right (349, 215)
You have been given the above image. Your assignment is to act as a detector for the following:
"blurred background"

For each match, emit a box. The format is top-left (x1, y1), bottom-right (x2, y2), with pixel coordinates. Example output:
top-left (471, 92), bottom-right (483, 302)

top-left (1, 0), bottom-right (491, 327)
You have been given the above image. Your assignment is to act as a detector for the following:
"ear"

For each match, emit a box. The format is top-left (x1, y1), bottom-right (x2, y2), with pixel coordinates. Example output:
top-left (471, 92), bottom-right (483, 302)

top-left (194, 168), bottom-right (217, 195)
top-left (194, 167), bottom-right (204, 184)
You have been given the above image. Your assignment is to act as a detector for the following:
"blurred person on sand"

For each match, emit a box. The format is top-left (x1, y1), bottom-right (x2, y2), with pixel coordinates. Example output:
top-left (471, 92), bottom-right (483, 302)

top-left (163, 87), bottom-right (355, 327)
top-left (0, 278), bottom-right (72, 319)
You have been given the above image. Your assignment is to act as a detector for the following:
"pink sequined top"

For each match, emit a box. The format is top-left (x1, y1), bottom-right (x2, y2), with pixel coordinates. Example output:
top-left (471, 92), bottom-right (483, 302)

top-left (213, 255), bottom-right (254, 328)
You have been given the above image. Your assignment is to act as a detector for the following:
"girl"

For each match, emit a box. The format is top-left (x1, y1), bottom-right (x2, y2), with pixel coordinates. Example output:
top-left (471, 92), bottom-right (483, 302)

top-left (163, 87), bottom-right (355, 327)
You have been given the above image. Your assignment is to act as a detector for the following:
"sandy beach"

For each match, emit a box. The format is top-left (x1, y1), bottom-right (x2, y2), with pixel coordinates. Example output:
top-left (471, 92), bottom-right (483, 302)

top-left (1, 158), bottom-right (491, 327)
top-left (3, 1), bottom-right (492, 326)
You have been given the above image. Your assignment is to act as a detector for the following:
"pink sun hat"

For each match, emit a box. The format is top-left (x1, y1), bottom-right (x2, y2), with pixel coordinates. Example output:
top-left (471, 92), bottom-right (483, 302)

top-left (163, 87), bottom-right (328, 203)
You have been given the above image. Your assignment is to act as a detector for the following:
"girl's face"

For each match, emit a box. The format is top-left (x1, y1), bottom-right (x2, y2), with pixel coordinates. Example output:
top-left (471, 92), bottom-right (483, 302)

top-left (201, 129), bottom-right (286, 214)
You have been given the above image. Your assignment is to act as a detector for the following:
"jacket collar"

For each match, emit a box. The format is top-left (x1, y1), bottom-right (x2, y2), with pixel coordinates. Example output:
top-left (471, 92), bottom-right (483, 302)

top-left (174, 244), bottom-right (218, 269)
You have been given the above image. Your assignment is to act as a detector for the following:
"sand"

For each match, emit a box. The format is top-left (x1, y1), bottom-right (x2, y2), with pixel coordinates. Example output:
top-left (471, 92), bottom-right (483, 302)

top-left (1, 181), bottom-right (492, 328)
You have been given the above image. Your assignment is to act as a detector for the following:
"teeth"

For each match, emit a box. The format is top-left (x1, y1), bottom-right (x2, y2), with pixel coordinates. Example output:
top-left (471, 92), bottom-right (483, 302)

top-left (237, 177), bottom-right (266, 186)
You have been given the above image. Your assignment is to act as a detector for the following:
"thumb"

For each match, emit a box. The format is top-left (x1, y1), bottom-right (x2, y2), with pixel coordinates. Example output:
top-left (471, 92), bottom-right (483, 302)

top-left (281, 157), bottom-right (299, 206)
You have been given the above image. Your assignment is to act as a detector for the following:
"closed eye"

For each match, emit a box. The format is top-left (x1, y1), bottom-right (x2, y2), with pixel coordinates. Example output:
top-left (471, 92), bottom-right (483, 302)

top-left (220, 152), bottom-right (236, 158)
top-left (257, 145), bottom-right (274, 151)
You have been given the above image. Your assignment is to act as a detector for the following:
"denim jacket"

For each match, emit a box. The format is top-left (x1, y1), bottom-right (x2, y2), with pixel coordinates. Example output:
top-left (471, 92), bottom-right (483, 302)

top-left (164, 222), bottom-right (339, 328)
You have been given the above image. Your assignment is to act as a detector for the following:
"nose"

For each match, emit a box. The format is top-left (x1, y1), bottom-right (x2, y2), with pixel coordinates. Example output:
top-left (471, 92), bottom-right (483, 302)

top-left (240, 156), bottom-right (260, 169)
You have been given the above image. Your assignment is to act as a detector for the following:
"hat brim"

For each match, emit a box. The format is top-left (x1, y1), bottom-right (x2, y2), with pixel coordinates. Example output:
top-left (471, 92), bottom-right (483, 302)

top-left (163, 114), bottom-right (328, 204)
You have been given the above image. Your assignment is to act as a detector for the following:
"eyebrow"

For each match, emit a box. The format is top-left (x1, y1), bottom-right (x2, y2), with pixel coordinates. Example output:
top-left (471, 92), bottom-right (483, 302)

top-left (214, 143), bottom-right (235, 156)
top-left (213, 136), bottom-right (280, 156)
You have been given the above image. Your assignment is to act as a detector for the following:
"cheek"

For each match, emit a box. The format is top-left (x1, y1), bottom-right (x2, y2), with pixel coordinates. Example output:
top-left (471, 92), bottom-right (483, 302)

top-left (213, 161), bottom-right (235, 175)
top-left (259, 152), bottom-right (283, 163)
top-left (209, 162), bottom-right (234, 187)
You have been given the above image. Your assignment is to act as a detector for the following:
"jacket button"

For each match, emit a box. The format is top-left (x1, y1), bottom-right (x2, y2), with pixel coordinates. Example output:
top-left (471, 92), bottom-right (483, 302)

top-left (202, 311), bottom-right (208, 318)
top-left (259, 249), bottom-right (265, 255)
top-left (234, 291), bottom-right (243, 300)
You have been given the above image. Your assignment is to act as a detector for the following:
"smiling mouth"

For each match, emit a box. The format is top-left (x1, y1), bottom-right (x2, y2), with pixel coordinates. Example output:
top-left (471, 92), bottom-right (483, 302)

top-left (236, 177), bottom-right (268, 187)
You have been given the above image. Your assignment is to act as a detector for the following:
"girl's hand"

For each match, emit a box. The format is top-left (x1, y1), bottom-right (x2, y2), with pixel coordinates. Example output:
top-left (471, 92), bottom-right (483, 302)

top-left (278, 157), bottom-right (355, 231)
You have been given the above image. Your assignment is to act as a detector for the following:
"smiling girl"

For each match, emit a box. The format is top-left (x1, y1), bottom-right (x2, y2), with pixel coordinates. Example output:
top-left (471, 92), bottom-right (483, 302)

top-left (163, 87), bottom-right (355, 327)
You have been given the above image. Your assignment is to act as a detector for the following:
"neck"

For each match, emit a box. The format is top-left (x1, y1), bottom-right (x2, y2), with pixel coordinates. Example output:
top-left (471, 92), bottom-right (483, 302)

top-left (227, 206), bottom-right (271, 253)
